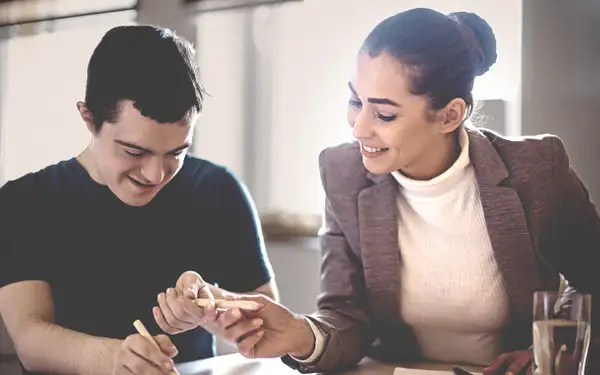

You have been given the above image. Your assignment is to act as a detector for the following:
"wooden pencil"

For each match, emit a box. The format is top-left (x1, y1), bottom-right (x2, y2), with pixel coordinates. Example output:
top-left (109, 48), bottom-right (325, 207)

top-left (133, 320), bottom-right (179, 375)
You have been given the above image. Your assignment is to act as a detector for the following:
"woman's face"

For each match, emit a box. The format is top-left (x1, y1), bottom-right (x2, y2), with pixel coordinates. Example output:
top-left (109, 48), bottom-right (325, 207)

top-left (348, 51), bottom-right (463, 179)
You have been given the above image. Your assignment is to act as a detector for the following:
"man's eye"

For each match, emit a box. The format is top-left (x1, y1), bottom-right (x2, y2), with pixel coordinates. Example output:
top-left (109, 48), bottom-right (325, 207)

top-left (125, 150), bottom-right (144, 157)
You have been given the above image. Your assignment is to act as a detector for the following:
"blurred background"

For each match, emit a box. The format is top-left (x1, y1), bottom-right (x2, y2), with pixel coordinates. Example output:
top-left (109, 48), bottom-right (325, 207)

top-left (1, 0), bottom-right (599, 372)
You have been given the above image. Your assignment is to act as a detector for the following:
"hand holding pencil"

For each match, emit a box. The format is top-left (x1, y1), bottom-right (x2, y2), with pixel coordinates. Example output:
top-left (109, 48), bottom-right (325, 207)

top-left (154, 271), bottom-right (220, 335)
top-left (112, 320), bottom-right (179, 375)
top-left (132, 320), bottom-right (180, 375)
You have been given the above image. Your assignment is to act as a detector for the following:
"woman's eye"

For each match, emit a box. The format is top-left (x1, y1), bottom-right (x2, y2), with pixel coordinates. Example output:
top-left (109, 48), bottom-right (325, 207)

top-left (349, 99), bottom-right (362, 108)
top-left (377, 113), bottom-right (397, 122)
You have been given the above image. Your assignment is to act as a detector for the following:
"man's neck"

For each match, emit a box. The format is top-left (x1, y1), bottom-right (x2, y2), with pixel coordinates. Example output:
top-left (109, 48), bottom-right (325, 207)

top-left (76, 147), bottom-right (106, 185)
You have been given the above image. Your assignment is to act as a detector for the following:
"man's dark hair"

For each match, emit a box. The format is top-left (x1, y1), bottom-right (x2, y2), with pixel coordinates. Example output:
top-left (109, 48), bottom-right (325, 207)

top-left (84, 25), bottom-right (205, 132)
top-left (363, 8), bottom-right (497, 120)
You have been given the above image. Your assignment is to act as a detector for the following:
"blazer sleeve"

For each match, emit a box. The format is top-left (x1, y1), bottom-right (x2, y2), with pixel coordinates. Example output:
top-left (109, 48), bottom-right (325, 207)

top-left (281, 148), bottom-right (374, 373)
top-left (549, 137), bottom-right (600, 373)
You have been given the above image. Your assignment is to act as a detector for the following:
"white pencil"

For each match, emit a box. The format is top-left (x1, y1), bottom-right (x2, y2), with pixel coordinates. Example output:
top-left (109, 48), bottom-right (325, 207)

top-left (194, 298), bottom-right (262, 311)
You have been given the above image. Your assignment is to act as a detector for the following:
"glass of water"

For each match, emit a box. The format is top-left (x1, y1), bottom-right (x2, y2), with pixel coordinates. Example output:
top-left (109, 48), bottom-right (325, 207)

top-left (532, 291), bottom-right (592, 375)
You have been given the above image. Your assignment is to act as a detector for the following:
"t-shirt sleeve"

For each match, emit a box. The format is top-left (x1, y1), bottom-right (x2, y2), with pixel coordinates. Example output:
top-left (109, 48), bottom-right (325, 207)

top-left (209, 168), bottom-right (273, 293)
top-left (0, 180), bottom-right (51, 287)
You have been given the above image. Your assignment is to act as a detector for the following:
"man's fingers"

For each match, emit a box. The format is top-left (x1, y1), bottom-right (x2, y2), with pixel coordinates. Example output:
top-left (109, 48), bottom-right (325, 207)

top-left (157, 292), bottom-right (195, 332)
top-left (178, 295), bottom-right (218, 324)
top-left (238, 330), bottom-right (264, 359)
top-left (154, 334), bottom-right (179, 358)
top-left (194, 284), bottom-right (217, 320)
top-left (114, 363), bottom-right (136, 375)
top-left (153, 306), bottom-right (180, 335)
top-left (483, 352), bottom-right (511, 375)
top-left (177, 271), bottom-right (207, 299)
top-left (123, 335), bottom-right (174, 374)
top-left (165, 288), bottom-right (195, 324)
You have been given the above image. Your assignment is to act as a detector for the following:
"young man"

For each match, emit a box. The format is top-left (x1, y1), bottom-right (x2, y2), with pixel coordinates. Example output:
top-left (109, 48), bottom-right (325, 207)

top-left (0, 25), bottom-right (277, 375)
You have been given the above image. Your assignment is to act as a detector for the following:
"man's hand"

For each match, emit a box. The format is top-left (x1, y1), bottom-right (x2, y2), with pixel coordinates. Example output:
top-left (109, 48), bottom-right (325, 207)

top-left (220, 294), bottom-right (315, 359)
top-left (154, 271), bottom-right (218, 334)
top-left (483, 350), bottom-right (532, 375)
top-left (113, 334), bottom-right (178, 375)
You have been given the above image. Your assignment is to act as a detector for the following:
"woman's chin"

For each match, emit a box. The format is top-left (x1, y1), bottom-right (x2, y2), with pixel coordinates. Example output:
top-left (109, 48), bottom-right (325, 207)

top-left (362, 158), bottom-right (395, 175)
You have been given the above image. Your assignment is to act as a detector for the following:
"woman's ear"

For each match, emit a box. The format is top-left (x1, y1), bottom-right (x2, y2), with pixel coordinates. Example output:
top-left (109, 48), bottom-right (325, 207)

top-left (437, 98), bottom-right (466, 134)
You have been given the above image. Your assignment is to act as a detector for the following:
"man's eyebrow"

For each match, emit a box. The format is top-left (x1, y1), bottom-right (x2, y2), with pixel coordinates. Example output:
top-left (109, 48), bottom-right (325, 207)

top-left (114, 140), bottom-right (190, 154)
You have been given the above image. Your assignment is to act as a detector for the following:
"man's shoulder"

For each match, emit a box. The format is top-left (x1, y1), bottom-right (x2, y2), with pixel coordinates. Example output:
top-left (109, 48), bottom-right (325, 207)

top-left (170, 155), bottom-right (243, 196)
top-left (0, 159), bottom-right (77, 202)
top-left (178, 155), bottom-right (227, 180)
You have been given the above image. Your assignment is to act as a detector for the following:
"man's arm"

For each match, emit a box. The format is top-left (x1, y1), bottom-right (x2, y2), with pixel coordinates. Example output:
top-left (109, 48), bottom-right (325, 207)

top-left (0, 280), bottom-right (121, 375)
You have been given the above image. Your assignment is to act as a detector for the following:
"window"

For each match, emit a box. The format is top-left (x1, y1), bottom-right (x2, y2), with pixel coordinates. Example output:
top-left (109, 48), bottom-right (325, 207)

top-left (0, 16), bottom-right (135, 183)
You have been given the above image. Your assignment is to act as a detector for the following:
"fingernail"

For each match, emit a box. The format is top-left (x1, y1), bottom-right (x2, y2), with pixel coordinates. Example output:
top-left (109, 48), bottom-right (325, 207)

top-left (164, 361), bottom-right (173, 370)
top-left (252, 319), bottom-right (263, 327)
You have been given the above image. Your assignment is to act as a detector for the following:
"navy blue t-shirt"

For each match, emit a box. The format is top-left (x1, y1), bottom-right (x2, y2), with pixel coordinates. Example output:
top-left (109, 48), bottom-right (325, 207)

top-left (0, 156), bottom-right (272, 375)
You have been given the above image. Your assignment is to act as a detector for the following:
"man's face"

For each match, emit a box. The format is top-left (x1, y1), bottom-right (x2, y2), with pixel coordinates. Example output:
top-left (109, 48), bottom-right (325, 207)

top-left (80, 100), bottom-right (195, 207)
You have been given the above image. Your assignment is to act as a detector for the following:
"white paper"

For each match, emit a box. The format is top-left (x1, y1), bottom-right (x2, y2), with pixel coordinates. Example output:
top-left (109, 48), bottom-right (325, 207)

top-left (393, 368), bottom-right (482, 375)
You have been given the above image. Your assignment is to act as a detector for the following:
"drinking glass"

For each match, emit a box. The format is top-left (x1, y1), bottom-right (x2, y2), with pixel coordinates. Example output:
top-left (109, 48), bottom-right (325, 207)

top-left (532, 291), bottom-right (592, 375)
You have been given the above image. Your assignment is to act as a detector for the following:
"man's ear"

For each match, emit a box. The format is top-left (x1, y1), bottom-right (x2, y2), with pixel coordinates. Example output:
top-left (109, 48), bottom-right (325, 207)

top-left (76, 101), bottom-right (95, 133)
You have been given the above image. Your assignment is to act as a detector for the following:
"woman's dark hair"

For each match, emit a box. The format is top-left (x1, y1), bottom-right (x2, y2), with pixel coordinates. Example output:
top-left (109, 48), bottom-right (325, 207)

top-left (362, 8), bottom-right (497, 120)
top-left (85, 25), bottom-right (206, 132)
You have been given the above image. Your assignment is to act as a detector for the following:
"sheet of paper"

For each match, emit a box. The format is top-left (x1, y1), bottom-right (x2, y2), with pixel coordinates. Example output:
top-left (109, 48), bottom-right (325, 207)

top-left (393, 367), bottom-right (482, 375)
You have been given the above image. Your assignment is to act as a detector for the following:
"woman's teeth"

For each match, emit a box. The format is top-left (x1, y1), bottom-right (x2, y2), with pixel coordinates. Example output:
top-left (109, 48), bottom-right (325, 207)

top-left (362, 144), bottom-right (388, 152)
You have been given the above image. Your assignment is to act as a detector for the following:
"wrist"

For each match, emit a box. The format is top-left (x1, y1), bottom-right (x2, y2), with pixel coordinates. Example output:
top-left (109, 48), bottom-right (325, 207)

top-left (288, 315), bottom-right (315, 358)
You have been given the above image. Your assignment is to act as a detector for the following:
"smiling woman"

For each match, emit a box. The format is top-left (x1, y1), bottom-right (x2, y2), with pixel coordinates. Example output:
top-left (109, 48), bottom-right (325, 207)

top-left (187, 7), bottom-right (599, 375)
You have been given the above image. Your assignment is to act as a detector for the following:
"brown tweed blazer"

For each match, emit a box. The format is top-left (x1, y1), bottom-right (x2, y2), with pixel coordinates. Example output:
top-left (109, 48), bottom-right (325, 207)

top-left (283, 127), bottom-right (600, 373)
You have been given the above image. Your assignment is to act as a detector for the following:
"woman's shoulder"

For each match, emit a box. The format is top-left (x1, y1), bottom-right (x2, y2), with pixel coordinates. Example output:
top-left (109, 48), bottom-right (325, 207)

top-left (318, 141), bottom-right (371, 192)
top-left (473, 127), bottom-right (568, 177)
top-left (319, 141), bottom-right (362, 170)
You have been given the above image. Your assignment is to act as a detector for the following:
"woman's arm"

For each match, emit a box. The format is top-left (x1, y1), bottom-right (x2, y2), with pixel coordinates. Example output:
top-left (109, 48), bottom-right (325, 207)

top-left (282, 149), bottom-right (375, 373)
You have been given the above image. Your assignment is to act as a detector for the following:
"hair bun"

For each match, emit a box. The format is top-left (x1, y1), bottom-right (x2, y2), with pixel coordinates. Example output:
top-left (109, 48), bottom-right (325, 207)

top-left (449, 12), bottom-right (497, 76)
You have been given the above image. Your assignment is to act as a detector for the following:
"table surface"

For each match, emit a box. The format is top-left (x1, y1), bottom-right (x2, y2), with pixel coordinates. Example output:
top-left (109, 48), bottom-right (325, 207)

top-left (176, 354), bottom-right (484, 375)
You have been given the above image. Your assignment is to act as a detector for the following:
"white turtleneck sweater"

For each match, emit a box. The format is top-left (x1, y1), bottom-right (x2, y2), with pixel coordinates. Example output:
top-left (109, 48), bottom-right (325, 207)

top-left (390, 128), bottom-right (509, 365)
top-left (298, 128), bottom-right (509, 366)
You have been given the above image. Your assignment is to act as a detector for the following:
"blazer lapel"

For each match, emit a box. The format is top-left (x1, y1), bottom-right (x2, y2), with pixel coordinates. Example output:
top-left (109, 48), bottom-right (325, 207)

top-left (468, 128), bottom-right (540, 321)
top-left (358, 172), bottom-right (401, 328)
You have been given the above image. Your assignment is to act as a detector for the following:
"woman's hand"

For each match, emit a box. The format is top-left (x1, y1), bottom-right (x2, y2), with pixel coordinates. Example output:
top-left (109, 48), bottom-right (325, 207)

top-left (220, 294), bottom-right (315, 359)
top-left (483, 350), bottom-right (532, 375)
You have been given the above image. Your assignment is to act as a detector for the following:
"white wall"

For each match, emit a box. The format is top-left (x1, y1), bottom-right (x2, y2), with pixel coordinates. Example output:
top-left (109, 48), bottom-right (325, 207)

top-left (0, 18), bottom-right (135, 183)
top-left (193, 9), bottom-right (252, 181)
top-left (521, 0), bottom-right (600, 204)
